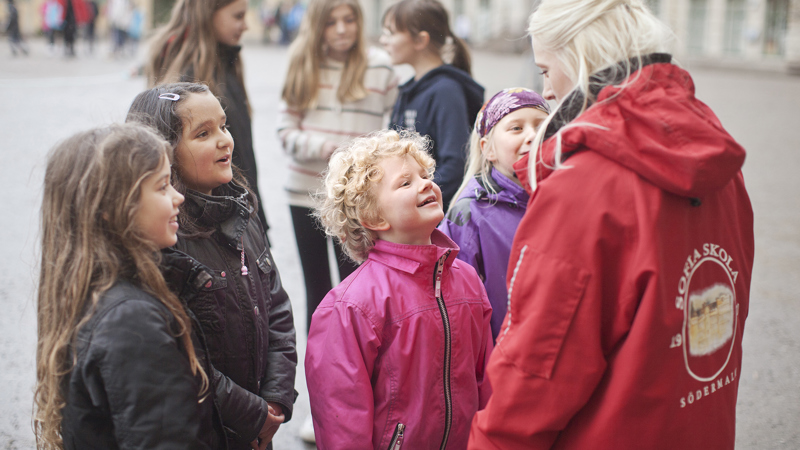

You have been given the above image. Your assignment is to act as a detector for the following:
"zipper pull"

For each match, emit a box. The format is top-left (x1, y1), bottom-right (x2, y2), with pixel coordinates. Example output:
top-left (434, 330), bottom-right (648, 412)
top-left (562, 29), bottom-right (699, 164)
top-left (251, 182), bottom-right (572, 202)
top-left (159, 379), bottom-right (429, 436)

top-left (434, 252), bottom-right (449, 298)
top-left (393, 424), bottom-right (404, 449)
top-left (388, 423), bottom-right (405, 450)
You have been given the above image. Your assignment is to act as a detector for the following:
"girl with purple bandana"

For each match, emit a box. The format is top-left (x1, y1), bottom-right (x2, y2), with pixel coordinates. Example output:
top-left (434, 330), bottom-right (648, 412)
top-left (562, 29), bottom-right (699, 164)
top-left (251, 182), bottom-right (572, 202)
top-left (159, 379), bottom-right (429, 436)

top-left (439, 88), bottom-right (550, 341)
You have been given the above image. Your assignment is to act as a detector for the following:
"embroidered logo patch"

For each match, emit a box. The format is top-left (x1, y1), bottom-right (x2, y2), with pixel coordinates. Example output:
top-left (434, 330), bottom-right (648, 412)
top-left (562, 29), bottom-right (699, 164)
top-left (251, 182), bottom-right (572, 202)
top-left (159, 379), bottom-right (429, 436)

top-left (673, 243), bottom-right (739, 383)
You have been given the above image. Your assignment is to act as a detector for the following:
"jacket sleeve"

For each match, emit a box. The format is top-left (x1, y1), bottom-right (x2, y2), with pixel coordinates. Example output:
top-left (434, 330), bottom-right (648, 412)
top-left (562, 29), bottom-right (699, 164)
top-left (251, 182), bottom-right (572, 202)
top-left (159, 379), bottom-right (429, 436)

top-left (469, 161), bottom-right (634, 449)
top-left (87, 299), bottom-right (211, 450)
top-left (259, 253), bottom-right (298, 421)
top-left (429, 82), bottom-right (471, 207)
top-left (305, 297), bottom-right (381, 450)
top-left (212, 367), bottom-right (269, 442)
top-left (277, 101), bottom-right (328, 162)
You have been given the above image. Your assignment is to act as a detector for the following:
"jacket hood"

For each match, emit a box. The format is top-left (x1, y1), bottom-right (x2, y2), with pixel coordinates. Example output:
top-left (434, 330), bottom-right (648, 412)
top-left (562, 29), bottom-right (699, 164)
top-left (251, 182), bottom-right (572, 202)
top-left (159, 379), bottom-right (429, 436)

top-left (398, 65), bottom-right (484, 122)
top-left (460, 167), bottom-right (528, 206)
top-left (531, 55), bottom-right (745, 199)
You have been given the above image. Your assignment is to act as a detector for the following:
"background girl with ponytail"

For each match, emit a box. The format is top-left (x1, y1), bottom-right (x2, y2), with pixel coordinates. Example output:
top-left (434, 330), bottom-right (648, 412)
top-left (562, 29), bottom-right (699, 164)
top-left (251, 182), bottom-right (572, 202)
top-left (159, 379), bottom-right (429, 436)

top-left (380, 0), bottom-right (484, 211)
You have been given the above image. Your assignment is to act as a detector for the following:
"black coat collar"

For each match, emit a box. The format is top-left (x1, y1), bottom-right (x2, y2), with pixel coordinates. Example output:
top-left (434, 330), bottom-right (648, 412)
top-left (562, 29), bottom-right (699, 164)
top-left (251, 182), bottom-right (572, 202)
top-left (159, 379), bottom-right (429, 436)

top-left (182, 182), bottom-right (252, 250)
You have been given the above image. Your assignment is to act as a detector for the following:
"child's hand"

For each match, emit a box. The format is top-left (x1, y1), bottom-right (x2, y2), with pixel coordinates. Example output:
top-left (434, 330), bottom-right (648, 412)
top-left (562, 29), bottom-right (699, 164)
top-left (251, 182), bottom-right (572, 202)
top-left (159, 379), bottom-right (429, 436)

top-left (250, 403), bottom-right (285, 450)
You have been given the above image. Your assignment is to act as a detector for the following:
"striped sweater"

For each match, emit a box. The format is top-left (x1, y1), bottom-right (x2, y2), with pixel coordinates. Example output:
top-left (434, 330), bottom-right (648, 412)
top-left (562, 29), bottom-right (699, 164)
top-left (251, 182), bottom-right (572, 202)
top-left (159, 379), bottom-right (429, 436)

top-left (278, 47), bottom-right (399, 208)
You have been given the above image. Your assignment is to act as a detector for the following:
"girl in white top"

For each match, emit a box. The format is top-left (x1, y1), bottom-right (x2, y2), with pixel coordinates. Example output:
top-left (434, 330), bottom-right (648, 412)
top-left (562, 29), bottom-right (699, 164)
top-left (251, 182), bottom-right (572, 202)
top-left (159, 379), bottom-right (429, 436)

top-left (278, 0), bottom-right (399, 340)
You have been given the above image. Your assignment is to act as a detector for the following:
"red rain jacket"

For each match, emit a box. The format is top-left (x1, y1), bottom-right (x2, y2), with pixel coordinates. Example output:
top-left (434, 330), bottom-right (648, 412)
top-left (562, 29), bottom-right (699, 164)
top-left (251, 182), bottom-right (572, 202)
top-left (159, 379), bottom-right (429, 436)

top-left (470, 60), bottom-right (754, 449)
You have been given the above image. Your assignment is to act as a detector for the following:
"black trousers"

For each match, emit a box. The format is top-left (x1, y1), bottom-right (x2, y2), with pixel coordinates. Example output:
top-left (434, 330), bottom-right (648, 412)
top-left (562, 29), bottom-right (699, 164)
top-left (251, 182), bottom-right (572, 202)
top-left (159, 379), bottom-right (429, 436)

top-left (290, 206), bottom-right (359, 334)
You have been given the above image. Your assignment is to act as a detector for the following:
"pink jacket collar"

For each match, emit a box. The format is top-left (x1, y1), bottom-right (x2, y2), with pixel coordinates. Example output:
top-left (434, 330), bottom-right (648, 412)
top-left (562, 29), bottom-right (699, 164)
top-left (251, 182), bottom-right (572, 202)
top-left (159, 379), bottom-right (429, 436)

top-left (368, 229), bottom-right (460, 275)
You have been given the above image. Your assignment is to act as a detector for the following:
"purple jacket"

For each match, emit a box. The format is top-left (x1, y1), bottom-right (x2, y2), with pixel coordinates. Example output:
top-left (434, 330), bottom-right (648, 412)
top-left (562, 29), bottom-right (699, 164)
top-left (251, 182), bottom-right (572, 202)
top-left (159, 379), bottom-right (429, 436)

top-left (439, 168), bottom-right (529, 341)
top-left (305, 230), bottom-right (493, 450)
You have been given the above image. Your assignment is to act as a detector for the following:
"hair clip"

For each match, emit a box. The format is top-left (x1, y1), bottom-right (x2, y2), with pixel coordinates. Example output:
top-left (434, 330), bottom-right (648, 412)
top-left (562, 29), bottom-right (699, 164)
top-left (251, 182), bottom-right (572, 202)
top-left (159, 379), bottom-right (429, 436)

top-left (158, 93), bottom-right (181, 101)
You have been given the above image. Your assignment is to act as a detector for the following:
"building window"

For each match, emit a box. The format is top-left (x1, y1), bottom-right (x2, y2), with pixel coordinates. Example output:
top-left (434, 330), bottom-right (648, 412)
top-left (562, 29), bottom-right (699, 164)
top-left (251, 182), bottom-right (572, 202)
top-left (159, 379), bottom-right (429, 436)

top-left (687, 0), bottom-right (708, 55)
top-left (723, 0), bottom-right (745, 55)
top-left (763, 0), bottom-right (789, 56)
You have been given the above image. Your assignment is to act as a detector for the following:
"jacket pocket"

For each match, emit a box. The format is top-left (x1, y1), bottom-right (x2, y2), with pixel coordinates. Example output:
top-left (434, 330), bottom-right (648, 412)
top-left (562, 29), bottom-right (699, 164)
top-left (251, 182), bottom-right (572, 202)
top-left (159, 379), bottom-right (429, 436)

top-left (189, 270), bottom-right (228, 334)
top-left (387, 423), bottom-right (405, 450)
top-left (496, 246), bottom-right (590, 379)
top-left (255, 247), bottom-right (276, 307)
top-left (256, 247), bottom-right (272, 274)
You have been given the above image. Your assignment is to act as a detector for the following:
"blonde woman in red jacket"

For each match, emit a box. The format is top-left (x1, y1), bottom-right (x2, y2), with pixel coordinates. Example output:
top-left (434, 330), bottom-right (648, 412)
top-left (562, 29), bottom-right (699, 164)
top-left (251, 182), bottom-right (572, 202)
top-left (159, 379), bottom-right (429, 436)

top-left (470, 1), bottom-right (754, 449)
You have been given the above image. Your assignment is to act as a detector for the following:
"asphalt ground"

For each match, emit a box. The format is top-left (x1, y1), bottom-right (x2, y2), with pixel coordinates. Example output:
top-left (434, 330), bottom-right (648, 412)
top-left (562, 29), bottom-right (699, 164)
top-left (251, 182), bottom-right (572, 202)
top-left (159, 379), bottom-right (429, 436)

top-left (1, 38), bottom-right (798, 449)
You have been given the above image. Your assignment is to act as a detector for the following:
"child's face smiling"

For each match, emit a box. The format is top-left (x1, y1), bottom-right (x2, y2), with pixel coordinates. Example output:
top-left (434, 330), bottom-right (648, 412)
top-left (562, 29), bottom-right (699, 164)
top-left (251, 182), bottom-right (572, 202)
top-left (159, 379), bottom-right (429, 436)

top-left (483, 107), bottom-right (549, 185)
top-left (175, 91), bottom-right (234, 195)
top-left (135, 154), bottom-right (184, 249)
top-left (366, 154), bottom-right (443, 246)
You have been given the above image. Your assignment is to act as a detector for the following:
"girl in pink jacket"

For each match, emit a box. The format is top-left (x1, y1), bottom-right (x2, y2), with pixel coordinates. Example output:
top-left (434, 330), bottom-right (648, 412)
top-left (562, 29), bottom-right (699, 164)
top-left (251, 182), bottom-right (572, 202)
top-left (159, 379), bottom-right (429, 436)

top-left (307, 130), bottom-right (493, 449)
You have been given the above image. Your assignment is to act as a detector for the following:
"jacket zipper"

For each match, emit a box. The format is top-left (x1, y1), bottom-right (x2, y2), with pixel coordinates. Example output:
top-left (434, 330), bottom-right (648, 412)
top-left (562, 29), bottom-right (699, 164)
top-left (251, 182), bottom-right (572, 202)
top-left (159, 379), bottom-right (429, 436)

top-left (387, 423), bottom-right (405, 450)
top-left (433, 251), bottom-right (452, 450)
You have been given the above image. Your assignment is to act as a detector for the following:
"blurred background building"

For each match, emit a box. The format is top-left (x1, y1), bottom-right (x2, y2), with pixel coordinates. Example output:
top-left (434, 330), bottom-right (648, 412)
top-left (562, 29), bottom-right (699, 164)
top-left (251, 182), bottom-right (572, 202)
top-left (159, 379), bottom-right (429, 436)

top-left (3, 0), bottom-right (799, 68)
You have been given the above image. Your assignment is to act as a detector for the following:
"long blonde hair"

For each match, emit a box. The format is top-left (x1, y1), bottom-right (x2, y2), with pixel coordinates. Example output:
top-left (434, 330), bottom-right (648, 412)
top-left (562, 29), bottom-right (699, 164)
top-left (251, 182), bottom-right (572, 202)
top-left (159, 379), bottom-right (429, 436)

top-left (145, 0), bottom-right (249, 106)
top-left (281, 0), bottom-right (368, 110)
top-left (527, 0), bottom-right (674, 189)
top-left (448, 127), bottom-right (486, 211)
top-left (34, 124), bottom-right (208, 449)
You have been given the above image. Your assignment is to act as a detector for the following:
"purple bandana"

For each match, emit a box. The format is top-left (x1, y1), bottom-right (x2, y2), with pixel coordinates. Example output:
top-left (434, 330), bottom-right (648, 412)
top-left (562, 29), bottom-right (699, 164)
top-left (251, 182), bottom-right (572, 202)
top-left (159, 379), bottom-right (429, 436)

top-left (476, 88), bottom-right (551, 137)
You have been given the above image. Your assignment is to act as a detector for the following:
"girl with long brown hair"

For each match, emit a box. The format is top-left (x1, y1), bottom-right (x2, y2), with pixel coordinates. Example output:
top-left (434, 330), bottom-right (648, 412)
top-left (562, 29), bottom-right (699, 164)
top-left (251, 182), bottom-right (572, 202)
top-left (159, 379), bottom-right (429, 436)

top-left (146, 0), bottom-right (271, 241)
top-left (277, 0), bottom-right (398, 361)
top-left (34, 123), bottom-right (214, 449)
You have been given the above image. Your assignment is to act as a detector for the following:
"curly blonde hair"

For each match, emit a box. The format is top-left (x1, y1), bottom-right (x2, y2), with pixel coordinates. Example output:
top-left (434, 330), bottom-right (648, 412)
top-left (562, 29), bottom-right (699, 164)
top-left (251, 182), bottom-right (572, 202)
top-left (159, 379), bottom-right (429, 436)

top-left (315, 130), bottom-right (435, 263)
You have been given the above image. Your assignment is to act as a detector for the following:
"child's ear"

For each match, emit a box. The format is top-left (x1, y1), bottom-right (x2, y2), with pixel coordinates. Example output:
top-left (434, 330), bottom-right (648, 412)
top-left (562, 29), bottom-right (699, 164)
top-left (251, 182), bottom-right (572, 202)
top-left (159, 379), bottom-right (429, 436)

top-left (480, 137), bottom-right (497, 163)
top-left (362, 216), bottom-right (390, 232)
top-left (413, 31), bottom-right (430, 51)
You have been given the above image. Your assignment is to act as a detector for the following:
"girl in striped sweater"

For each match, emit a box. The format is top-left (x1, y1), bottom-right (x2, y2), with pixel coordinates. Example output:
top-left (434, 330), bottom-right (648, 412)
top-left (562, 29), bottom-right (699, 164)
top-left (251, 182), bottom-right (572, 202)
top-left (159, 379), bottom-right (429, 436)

top-left (278, 0), bottom-right (398, 338)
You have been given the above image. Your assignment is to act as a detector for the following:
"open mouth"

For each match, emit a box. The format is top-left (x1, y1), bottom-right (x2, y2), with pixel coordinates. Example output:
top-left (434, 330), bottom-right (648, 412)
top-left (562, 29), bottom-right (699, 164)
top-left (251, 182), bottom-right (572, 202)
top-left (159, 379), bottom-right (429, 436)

top-left (217, 155), bottom-right (231, 163)
top-left (417, 196), bottom-right (437, 207)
